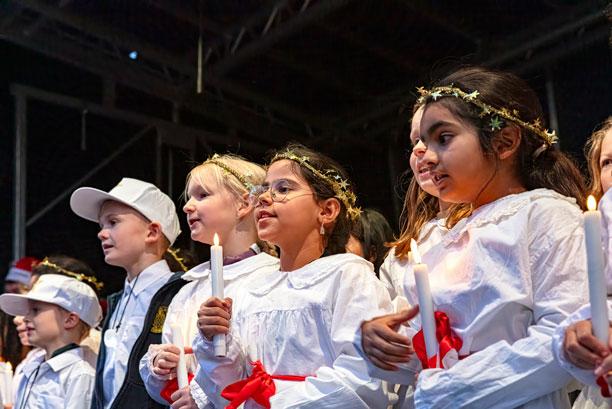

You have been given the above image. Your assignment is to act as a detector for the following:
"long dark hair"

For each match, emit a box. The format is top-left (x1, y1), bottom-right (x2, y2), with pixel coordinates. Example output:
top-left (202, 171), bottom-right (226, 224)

top-left (421, 66), bottom-right (586, 216)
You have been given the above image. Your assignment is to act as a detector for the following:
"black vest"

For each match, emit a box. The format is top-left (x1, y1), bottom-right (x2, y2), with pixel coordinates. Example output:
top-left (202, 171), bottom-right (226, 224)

top-left (91, 272), bottom-right (187, 409)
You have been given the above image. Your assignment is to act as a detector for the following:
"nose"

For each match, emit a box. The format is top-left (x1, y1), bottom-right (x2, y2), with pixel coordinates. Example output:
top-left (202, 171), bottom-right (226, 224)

top-left (256, 188), bottom-right (273, 206)
top-left (412, 139), bottom-right (426, 157)
top-left (183, 198), bottom-right (194, 214)
top-left (97, 228), bottom-right (108, 241)
top-left (419, 143), bottom-right (438, 167)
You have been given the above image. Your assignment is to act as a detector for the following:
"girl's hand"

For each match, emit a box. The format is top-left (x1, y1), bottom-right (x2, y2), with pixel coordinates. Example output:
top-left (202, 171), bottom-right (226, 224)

top-left (152, 344), bottom-right (181, 377)
top-left (170, 386), bottom-right (198, 409)
top-left (197, 297), bottom-right (232, 341)
top-left (361, 306), bottom-right (419, 370)
top-left (563, 320), bottom-right (610, 369)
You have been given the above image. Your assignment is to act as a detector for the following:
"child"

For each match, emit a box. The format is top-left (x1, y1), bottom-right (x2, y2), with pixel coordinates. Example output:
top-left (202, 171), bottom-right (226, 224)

top-left (362, 66), bottom-right (589, 408)
top-left (139, 154), bottom-right (279, 407)
top-left (195, 145), bottom-right (394, 408)
top-left (346, 208), bottom-right (394, 275)
top-left (0, 273), bottom-right (102, 409)
top-left (11, 255), bottom-right (104, 404)
top-left (70, 177), bottom-right (187, 409)
top-left (552, 117), bottom-right (612, 409)
top-left (4, 257), bottom-right (39, 295)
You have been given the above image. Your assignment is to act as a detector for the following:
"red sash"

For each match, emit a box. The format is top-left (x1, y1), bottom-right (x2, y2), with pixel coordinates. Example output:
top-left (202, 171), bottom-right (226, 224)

top-left (221, 360), bottom-right (307, 409)
top-left (160, 373), bottom-right (195, 404)
top-left (412, 311), bottom-right (464, 369)
top-left (596, 375), bottom-right (611, 398)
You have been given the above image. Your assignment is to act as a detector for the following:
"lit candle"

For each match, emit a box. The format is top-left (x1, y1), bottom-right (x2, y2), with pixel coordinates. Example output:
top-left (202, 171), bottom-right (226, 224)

top-left (170, 324), bottom-right (189, 389)
top-left (584, 195), bottom-right (609, 343)
top-left (411, 239), bottom-right (439, 368)
top-left (210, 233), bottom-right (226, 357)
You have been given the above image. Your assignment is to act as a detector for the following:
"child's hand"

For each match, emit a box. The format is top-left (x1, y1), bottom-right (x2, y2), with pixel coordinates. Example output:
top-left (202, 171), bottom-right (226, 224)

top-left (563, 320), bottom-right (610, 369)
top-left (170, 386), bottom-right (198, 409)
top-left (361, 306), bottom-right (419, 371)
top-left (197, 297), bottom-right (232, 341)
top-left (152, 344), bottom-right (182, 377)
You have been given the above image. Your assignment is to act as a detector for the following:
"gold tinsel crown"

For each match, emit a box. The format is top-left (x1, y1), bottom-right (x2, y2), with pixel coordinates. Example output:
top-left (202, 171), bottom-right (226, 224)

top-left (271, 150), bottom-right (361, 221)
top-left (204, 154), bottom-right (255, 191)
top-left (416, 85), bottom-right (558, 145)
top-left (39, 258), bottom-right (104, 291)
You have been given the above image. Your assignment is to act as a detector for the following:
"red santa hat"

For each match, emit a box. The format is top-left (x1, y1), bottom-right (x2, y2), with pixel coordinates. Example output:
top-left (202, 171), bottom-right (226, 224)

top-left (6, 257), bottom-right (40, 286)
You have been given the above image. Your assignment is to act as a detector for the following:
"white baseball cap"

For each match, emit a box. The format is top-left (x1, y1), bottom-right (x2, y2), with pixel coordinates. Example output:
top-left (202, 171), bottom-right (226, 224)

top-left (70, 177), bottom-right (181, 245)
top-left (0, 274), bottom-right (102, 327)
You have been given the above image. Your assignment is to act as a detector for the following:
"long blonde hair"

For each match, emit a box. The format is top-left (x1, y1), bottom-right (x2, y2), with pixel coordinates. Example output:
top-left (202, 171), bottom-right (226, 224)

top-left (585, 117), bottom-right (612, 201)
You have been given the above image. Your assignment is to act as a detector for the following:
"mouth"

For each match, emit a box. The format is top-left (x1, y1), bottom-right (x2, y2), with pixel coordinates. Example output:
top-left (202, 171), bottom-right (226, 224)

top-left (431, 173), bottom-right (448, 185)
top-left (188, 217), bottom-right (201, 228)
top-left (102, 243), bottom-right (113, 252)
top-left (256, 210), bottom-right (275, 221)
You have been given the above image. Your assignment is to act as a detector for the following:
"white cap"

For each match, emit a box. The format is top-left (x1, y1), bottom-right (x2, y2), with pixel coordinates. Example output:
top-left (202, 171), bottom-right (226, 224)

top-left (70, 177), bottom-right (181, 245)
top-left (0, 274), bottom-right (102, 327)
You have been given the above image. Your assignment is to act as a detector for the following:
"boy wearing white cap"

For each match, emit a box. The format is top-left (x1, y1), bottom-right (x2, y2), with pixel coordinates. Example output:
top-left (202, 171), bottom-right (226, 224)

top-left (0, 274), bottom-right (102, 409)
top-left (70, 178), bottom-right (187, 409)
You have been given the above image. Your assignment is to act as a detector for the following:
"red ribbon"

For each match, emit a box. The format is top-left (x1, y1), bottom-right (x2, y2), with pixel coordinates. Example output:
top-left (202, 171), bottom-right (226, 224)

top-left (413, 311), bottom-right (464, 369)
top-left (596, 375), bottom-right (611, 398)
top-left (221, 361), bottom-right (307, 409)
top-left (160, 373), bottom-right (195, 404)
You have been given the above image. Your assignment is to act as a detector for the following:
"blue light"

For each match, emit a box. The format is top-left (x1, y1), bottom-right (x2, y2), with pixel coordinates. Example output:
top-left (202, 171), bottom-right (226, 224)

top-left (129, 51), bottom-right (138, 60)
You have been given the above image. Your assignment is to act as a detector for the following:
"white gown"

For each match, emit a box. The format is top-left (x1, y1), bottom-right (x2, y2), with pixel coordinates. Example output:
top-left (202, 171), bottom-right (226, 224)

top-left (194, 253), bottom-right (394, 408)
top-left (139, 252), bottom-right (279, 407)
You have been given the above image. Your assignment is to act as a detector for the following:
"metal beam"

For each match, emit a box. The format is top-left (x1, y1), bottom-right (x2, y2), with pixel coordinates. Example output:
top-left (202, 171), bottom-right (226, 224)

top-left (208, 0), bottom-right (352, 77)
top-left (485, 8), bottom-right (607, 67)
top-left (13, 93), bottom-right (27, 259)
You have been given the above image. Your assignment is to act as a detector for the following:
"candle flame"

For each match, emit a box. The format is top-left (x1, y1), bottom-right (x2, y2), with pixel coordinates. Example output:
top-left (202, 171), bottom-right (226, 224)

top-left (7, 361), bottom-right (11, 371)
top-left (587, 195), bottom-right (597, 211)
top-left (410, 239), bottom-right (422, 264)
top-left (213, 233), bottom-right (220, 246)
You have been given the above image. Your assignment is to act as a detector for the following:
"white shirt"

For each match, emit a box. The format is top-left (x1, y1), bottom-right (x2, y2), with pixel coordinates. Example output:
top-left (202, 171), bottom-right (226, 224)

top-left (102, 260), bottom-right (173, 408)
top-left (14, 345), bottom-right (97, 409)
top-left (194, 253), bottom-right (394, 409)
top-left (379, 217), bottom-right (448, 301)
top-left (551, 188), bottom-right (612, 409)
top-left (398, 189), bottom-right (588, 409)
top-left (139, 252), bottom-right (279, 408)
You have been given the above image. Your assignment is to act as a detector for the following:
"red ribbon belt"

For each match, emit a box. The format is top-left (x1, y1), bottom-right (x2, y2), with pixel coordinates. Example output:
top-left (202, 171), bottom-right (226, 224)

top-left (160, 373), bottom-right (195, 404)
top-left (596, 375), bottom-right (611, 398)
top-left (413, 311), bottom-right (464, 369)
top-left (221, 360), bottom-right (307, 409)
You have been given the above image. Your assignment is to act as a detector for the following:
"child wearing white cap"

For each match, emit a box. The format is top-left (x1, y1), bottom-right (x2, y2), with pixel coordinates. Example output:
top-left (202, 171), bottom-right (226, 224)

top-left (0, 274), bottom-right (102, 409)
top-left (70, 178), bottom-right (187, 409)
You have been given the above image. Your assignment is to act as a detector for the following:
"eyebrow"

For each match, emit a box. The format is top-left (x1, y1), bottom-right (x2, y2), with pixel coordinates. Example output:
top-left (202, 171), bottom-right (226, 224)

top-left (421, 120), bottom-right (455, 143)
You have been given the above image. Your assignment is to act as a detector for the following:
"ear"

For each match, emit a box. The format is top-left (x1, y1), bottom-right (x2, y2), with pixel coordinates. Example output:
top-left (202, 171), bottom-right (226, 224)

top-left (236, 192), bottom-right (254, 219)
top-left (145, 222), bottom-right (164, 244)
top-left (493, 125), bottom-right (521, 160)
top-left (318, 197), bottom-right (341, 229)
top-left (63, 312), bottom-right (80, 330)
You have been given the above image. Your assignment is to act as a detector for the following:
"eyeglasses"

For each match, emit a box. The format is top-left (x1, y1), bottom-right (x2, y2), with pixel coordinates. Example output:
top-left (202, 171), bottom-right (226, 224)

top-left (249, 182), bottom-right (314, 204)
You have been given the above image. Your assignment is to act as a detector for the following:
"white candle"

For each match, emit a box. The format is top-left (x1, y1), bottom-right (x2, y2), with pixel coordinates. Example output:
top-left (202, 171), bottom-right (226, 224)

top-left (0, 362), bottom-right (12, 405)
top-left (411, 239), bottom-right (439, 367)
top-left (210, 233), bottom-right (226, 357)
top-left (584, 195), bottom-right (609, 343)
top-left (170, 325), bottom-right (189, 389)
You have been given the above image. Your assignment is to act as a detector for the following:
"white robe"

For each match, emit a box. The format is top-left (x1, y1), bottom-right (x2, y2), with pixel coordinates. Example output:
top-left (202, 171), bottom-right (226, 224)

top-left (139, 252), bottom-right (279, 408)
top-left (194, 253), bottom-right (394, 408)
top-left (552, 188), bottom-right (612, 409)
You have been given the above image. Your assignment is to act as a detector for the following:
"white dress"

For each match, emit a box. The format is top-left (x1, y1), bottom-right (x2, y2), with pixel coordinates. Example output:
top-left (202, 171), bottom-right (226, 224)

top-left (399, 188), bottom-right (588, 409)
top-left (139, 252), bottom-right (279, 408)
top-left (194, 253), bottom-right (394, 408)
top-left (552, 188), bottom-right (612, 409)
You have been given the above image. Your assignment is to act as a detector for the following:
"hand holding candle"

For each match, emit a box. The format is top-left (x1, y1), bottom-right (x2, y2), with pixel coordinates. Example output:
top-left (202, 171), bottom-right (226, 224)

top-left (210, 233), bottom-right (227, 357)
top-left (584, 195), bottom-right (609, 343)
top-left (411, 239), bottom-right (439, 368)
top-left (170, 325), bottom-right (189, 389)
